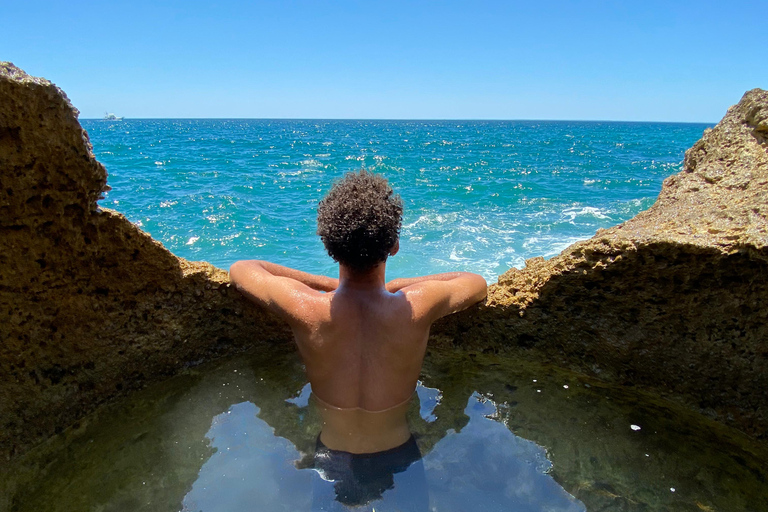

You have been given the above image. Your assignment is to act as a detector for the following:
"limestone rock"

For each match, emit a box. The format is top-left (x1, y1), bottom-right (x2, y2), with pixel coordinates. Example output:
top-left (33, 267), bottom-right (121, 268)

top-left (0, 62), bottom-right (291, 461)
top-left (434, 88), bottom-right (768, 439)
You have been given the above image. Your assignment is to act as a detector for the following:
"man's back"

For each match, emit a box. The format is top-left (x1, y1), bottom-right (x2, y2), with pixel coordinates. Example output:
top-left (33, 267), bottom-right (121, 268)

top-left (294, 284), bottom-right (432, 452)
top-left (296, 286), bottom-right (429, 411)
top-left (230, 259), bottom-right (486, 452)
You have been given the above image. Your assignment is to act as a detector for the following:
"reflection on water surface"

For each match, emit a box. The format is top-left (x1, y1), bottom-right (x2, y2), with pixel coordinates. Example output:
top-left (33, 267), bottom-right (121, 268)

top-left (3, 346), bottom-right (767, 511)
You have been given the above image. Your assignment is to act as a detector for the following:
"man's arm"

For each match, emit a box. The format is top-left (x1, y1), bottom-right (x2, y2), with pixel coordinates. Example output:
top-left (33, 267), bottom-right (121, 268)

top-left (234, 260), bottom-right (339, 292)
top-left (229, 260), bottom-right (338, 322)
top-left (386, 272), bottom-right (476, 293)
top-left (386, 272), bottom-right (487, 323)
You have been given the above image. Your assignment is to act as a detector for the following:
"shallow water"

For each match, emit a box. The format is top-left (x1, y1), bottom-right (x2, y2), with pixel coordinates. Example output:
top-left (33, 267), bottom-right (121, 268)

top-left (3, 346), bottom-right (767, 511)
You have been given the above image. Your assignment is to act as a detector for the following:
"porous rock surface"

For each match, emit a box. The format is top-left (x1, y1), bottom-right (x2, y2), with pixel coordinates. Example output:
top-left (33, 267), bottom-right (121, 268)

top-left (1, 61), bottom-right (766, 463)
top-left (433, 87), bottom-right (768, 439)
top-left (0, 63), bottom-right (291, 461)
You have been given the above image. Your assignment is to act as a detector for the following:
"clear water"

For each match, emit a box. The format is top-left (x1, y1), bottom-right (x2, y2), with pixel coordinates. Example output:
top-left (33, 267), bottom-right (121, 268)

top-left (82, 119), bottom-right (711, 281)
top-left (4, 347), bottom-right (766, 511)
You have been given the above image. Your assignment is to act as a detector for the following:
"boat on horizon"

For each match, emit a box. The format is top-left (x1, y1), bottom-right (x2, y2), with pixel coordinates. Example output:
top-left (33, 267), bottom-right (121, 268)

top-left (102, 112), bottom-right (123, 121)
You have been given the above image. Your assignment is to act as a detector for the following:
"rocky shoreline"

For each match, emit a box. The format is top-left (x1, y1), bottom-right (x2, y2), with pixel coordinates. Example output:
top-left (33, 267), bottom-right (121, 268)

top-left (1, 62), bottom-right (766, 461)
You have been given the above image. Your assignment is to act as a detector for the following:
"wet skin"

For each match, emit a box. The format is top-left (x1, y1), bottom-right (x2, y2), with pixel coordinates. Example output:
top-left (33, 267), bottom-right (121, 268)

top-left (230, 242), bottom-right (487, 453)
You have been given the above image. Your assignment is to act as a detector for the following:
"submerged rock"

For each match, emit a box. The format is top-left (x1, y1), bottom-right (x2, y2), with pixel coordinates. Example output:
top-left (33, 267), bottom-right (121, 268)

top-left (0, 62), bottom-right (766, 461)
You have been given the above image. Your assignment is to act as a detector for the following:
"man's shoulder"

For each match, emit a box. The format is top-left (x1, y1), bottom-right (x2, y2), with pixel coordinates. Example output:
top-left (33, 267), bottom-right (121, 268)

top-left (282, 289), bottom-right (334, 327)
top-left (229, 260), bottom-right (335, 327)
top-left (390, 283), bottom-right (447, 323)
top-left (392, 273), bottom-right (487, 323)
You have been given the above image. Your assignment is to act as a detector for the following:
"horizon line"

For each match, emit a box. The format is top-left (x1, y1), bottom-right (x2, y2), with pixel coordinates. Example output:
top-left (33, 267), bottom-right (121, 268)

top-left (80, 117), bottom-right (717, 125)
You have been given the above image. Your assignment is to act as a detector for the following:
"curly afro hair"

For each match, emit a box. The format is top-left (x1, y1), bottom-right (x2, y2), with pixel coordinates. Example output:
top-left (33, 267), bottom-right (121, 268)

top-left (317, 169), bottom-right (403, 273)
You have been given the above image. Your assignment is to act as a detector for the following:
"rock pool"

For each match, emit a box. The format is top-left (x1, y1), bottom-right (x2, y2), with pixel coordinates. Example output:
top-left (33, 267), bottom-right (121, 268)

top-left (2, 346), bottom-right (766, 512)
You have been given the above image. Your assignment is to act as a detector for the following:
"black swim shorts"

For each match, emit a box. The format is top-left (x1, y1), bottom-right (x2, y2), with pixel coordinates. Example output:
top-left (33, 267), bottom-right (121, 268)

top-left (313, 435), bottom-right (426, 508)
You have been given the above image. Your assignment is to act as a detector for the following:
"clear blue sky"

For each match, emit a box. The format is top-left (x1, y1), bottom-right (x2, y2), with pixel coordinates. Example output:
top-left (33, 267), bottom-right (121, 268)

top-left (3, 0), bottom-right (766, 121)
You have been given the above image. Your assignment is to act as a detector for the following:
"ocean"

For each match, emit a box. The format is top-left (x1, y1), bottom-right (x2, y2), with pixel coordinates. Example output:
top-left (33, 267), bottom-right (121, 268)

top-left (81, 119), bottom-right (712, 282)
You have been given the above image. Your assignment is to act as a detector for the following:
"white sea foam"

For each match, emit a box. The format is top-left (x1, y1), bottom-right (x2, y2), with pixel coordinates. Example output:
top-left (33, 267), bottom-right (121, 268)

top-left (522, 235), bottom-right (586, 260)
top-left (299, 159), bottom-right (322, 169)
top-left (449, 244), bottom-right (474, 261)
top-left (402, 212), bottom-right (459, 230)
top-left (561, 206), bottom-right (610, 223)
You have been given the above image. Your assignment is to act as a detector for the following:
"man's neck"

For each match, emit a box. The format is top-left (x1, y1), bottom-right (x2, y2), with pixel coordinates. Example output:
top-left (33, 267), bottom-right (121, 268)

top-left (337, 263), bottom-right (387, 291)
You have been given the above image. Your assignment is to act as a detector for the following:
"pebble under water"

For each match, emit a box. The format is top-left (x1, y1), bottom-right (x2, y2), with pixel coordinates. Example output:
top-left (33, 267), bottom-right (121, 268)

top-left (3, 346), bottom-right (767, 512)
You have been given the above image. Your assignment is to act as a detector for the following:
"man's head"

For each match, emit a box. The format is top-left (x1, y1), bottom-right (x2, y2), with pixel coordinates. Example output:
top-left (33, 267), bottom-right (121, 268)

top-left (317, 169), bottom-right (403, 273)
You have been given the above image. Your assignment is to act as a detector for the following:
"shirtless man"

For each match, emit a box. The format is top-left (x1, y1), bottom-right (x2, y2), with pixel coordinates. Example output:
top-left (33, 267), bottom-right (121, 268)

top-left (229, 170), bottom-right (486, 505)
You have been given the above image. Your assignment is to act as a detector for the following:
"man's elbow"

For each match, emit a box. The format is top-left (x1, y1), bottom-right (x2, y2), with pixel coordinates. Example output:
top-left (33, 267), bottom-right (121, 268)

top-left (229, 261), bottom-right (242, 279)
top-left (228, 260), bottom-right (254, 290)
top-left (469, 273), bottom-right (487, 304)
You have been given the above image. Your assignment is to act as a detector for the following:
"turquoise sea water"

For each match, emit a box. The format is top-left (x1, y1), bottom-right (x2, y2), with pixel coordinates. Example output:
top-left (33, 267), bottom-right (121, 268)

top-left (82, 119), bottom-right (711, 281)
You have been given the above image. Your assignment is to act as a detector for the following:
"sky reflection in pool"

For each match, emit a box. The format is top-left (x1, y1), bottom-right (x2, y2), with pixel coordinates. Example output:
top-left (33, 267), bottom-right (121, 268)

top-left (182, 388), bottom-right (584, 511)
top-left (4, 347), bottom-right (767, 512)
